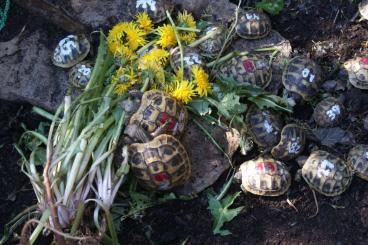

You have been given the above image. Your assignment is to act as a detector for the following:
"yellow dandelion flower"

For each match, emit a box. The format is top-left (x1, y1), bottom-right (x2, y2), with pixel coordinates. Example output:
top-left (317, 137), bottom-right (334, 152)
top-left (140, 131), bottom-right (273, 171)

top-left (115, 83), bottom-right (131, 95)
top-left (157, 24), bottom-right (177, 49)
top-left (136, 12), bottom-right (153, 33)
top-left (107, 22), bottom-right (128, 54)
top-left (139, 48), bottom-right (169, 70)
top-left (192, 66), bottom-right (211, 97)
top-left (125, 22), bottom-right (147, 50)
top-left (170, 80), bottom-right (196, 104)
top-left (178, 11), bottom-right (197, 44)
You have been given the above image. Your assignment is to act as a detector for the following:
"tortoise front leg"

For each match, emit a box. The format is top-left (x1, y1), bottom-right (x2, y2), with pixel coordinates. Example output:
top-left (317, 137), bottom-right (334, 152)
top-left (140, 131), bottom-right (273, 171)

top-left (173, 111), bottom-right (187, 136)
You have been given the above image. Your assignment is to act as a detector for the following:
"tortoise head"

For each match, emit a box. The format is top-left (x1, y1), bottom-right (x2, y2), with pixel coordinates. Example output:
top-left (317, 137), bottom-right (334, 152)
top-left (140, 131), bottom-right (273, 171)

top-left (120, 90), bottom-right (143, 117)
top-left (124, 124), bottom-right (151, 143)
top-left (234, 169), bottom-right (242, 183)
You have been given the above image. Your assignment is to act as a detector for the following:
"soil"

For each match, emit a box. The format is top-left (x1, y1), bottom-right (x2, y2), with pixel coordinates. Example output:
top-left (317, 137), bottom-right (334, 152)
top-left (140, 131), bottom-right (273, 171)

top-left (1, 0), bottom-right (368, 244)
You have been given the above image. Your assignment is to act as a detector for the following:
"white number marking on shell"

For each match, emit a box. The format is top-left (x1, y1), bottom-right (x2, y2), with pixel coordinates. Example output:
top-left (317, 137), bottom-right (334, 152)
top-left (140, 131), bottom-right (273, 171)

top-left (317, 159), bottom-right (335, 178)
top-left (263, 120), bottom-right (274, 133)
top-left (302, 68), bottom-right (315, 83)
top-left (325, 104), bottom-right (340, 121)
top-left (54, 36), bottom-right (80, 63)
top-left (245, 13), bottom-right (260, 20)
top-left (287, 137), bottom-right (301, 154)
top-left (78, 65), bottom-right (92, 77)
top-left (183, 55), bottom-right (202, 66)
top-left (136, 0), bottom-right (157, 12)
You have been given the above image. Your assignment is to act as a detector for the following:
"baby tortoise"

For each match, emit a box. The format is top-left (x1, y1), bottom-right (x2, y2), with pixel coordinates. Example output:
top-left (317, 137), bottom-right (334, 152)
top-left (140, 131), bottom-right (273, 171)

top-left (170, 46), bottom-right (203, 79)
top-left (52, 35), bottom-right (90, 68)
top-left (271, 124), bottom-right (306, 161)
top-left (313, 97), bottom-right (344, 127)
top-left (347, 144), bottom-right (368, 181)
top-left (129, 134), bottom-right (191, 191)
top-left (69, 61), bottom-right (93, 89)
top-left (246, 106), bottom-right (283, 149)
top-left (282, 56), bottom-right (322, 101)
top-left (343, 57), bottom-right (368, 90)
top-left (198, 24), bottom-right (227, 57)
top-left (236, 9), bottom-right (271, 39)
top-left (129, 0), bottom-right (173, 23)
top-left (124, 90), bottom-right (188, 143)
top-left (219, 55), bottom-right (272, 88)
top-left (301, 150), bottom-right (352, 196)
top-left (235, 156), bottom-right (291, 196)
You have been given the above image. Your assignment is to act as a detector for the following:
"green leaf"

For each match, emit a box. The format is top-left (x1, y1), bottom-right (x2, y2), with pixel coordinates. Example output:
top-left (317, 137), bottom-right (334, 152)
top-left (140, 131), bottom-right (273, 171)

top-left (207, 191), bottom-right (244, 236)
top-left (256, 0), bottom-right (284, 15)
top-left (248, 95), bottom-right (292, 113)
top-left (217, 93), bottom-right (247, 119)
top-left (188, 99), bottom-right (211, 116)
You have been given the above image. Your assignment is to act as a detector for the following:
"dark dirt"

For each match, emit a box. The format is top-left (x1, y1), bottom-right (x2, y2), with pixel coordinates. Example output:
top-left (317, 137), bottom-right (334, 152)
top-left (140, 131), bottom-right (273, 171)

top-left (1, 0), bottom-right (368, 244)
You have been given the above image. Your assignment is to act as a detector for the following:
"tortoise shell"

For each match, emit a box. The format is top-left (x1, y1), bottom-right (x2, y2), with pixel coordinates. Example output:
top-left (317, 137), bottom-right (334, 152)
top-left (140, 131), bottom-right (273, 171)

top-left (219, 55), bottom-right (272, 88)
top-left (282, 56), bottom-right (322, 101)
top-left (359, 0), bottom-right (368, 20)
top-left (246, 106), bottom-right (283, 148)
top-left (127, 90), bottom-right (188, 140)
top-left (236, 156), bottom-right (291, 196)
top-left (271, 124), bottom-right (306, 160)
top-left (302, 150), bottom-right (352, 196)
top-left (343, 57), bottom-right (368, 90)
top-left (129, 0), bottom-right (173, 23)
top-left (69, 61), bottom-right (93, 88)
top-left (52, 35), bottom-right (90, 68)
top-left (235, 10), bottom-right (271, 39)
top-left (129, 134), bottom-right (191, 191)
top-left (198, 25), bottom-right (226, 57)
top-left (347, 144), bottom-right (368, 181)
top-left (170, 46), bottom-right (203, 79)
top-left (313, 97), bottom-right (344, 127)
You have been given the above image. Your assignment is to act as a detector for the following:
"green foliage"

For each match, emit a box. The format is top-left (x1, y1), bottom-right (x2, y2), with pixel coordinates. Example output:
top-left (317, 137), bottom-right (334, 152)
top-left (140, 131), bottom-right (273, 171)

top-left (0, 0), bottom-right (10, 31)
top-left (207, 190), bottom-right (244, 236)
top-left (256, 0), bottom-right (284, 15)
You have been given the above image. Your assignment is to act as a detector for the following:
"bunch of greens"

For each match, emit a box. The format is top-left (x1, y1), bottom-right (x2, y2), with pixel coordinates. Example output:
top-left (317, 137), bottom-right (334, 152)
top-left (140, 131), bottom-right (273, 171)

top-left (256, 0), bottom-right (285, 15)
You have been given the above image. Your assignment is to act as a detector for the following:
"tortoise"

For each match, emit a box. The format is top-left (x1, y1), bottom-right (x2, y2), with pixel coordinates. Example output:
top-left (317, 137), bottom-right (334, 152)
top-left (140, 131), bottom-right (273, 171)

top-left (246, 106), bottom-right (283, 149)
top-left (52, 35), bottom-right (90, 68)
top-left (219, 55), bottom-right (272, 88)
top-left (129, 134), bottom-right (191, 191)
top-left (235, 9), bottom-right (271, 39)
top-left (69, 61), bottom-right (93, 89)
top-left (234, 156), bottom-right (291, 196)
top-left (313, 97), bottom-right (344, 127)
top-left (124, 90), bottom-right (188, 143)
top-left (198, 24), bottom-right (226, 57)
top-left (129, 0), bottom-right (174, 24)
top-left (282, 56), bottom-right (322, 101)
top-left (271, 124), bottom-right (306, 160)
top-left (347, 144), bottom-right (368, 181)
top-left (343, 57), bottom-right (368, 90)
top-left (170, 46), bottom-right (203, 79)
top-left (301, 150), bottom-right (352, 196)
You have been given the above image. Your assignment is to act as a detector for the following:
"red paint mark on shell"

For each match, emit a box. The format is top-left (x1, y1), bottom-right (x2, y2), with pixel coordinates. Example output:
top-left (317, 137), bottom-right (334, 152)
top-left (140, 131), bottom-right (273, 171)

top-left (264, 162), bottom-right (276, 173)
top-left (242, 59), bottom-right (255, 73)
top-left (159, 112), bottom-right (177, 131)
top-left (255, 161), bottom-right (276, 174)
top-left (361, 57), bottom-right (368, 65)
top-left (154, 172), bottom-right (169, 182)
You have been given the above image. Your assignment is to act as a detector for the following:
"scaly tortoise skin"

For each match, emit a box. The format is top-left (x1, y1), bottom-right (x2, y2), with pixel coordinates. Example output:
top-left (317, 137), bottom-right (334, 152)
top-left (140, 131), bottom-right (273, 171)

top-left (125, 90), bottom-right (188, 142)
top-left (246, 106), bottom-right (283, 148)
top-left (52, 35), bottom-right (90, 68)
top-left (282, 56), bottom-right (322, 101)
top-left (129, 134), bottom-right (191, 191)
top-left (198, 25), bottom-right (226, 57)
top-left (129, 0), bottom-right (173, 23)
top-left (359, 0), bottom-right (368, 20)
top-left (347, 144), bottom-right (368, 181)
top-left (219, 55), bottom-right (272, 88)
top-left (235, 9), bottom-right (271, 39)
top-left (343, 57), bottom-right (368, 90)
top-left (313, 97), bottom-right (344, 127)
top-left (235, 156), bottom-right (291, 196)
top-left (170, 46), bottom-right (203, 78)
top-left (271, 124), bottom-right (306, 161)
top-left (69, 61), bottom-right (93, 88)
top-left (302, 150), bottom-right (352, 196)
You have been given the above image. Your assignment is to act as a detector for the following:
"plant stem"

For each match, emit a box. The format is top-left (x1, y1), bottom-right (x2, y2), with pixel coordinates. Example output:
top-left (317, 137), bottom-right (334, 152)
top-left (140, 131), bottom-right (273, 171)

top-left (140, 77), bottom-right (150, 92)
top-left (29, 209), bottom-right (51, 245)
top-left (105, 210), bottom-right (119, 245)
top-left (70, 202), bottom-right (85, 234)
top-left (166, 11), bottom-right (184, 73)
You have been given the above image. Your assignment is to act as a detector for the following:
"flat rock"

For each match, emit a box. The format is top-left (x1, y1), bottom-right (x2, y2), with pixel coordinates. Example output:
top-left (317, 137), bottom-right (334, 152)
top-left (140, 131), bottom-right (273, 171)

top-left (0, 30), bottom-right (69, 111)
top-left (175, 119), bottom-right (240, 196)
